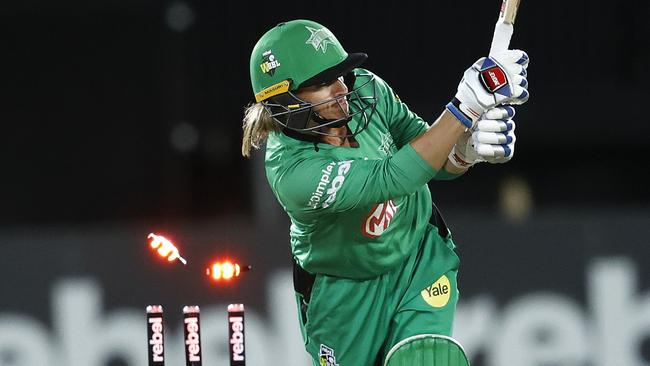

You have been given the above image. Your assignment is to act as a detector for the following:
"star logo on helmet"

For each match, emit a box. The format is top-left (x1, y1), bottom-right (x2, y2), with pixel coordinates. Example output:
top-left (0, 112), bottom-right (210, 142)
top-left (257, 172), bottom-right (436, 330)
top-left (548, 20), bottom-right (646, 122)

top-left (305, 26), bottom-right (336, 53)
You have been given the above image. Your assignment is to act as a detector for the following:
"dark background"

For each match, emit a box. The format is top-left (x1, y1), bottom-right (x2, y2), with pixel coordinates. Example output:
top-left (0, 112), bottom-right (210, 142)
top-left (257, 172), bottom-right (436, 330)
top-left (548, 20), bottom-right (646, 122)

top-left (4, 0), bottom-right (649, 225)
top-left (2, 1), bottom-right (650, 365)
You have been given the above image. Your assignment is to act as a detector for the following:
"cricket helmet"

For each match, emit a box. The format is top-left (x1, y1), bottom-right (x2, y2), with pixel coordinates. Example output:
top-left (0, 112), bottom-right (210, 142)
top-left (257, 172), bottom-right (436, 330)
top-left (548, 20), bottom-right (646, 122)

top-left (249, 19), bottom-right (377, 137)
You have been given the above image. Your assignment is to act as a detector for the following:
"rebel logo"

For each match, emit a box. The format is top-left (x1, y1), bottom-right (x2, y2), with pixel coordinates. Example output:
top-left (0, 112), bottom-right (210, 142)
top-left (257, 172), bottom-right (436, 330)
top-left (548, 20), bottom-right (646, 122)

top-left (184, 317), bottom-right (201, 362)
top-left (361, 200), bottom-right (398, 238)
top-left (148, 317), bottom-right (164, 362)
top-left (480, 66), bottom-right (508, 93)
top-left (229, 316), bottom-right (245, 362)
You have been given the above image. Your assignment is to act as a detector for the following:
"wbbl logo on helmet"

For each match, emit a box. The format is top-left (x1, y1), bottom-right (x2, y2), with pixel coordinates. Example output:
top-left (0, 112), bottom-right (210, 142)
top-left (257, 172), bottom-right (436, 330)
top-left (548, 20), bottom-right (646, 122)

top-left (260, 50), bottom-right (281, 76)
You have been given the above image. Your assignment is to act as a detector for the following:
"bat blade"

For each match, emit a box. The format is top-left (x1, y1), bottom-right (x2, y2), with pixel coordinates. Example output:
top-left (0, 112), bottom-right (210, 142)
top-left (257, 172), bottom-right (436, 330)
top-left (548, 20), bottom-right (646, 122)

top-left (500, 0), bottom-right (521, 25)
top-left (489, 0), bottom-right (522, 56)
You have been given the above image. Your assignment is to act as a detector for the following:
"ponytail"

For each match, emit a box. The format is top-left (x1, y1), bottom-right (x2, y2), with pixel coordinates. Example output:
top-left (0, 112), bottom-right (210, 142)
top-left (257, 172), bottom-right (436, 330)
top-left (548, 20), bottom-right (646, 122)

top-left (241, 103), bottom-right (280, 157)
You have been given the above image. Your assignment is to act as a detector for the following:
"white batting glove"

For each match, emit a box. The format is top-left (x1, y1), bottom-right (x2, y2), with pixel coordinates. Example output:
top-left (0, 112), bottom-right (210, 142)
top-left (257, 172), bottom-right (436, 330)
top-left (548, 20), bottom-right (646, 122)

top-left (448, 106), bottom-right (517, 168)
top-left (446, 50), bottom-right (529, 129)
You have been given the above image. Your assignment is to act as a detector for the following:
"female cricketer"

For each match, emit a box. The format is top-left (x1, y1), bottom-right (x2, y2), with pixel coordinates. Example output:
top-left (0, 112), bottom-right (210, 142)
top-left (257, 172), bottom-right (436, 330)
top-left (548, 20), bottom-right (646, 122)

top-left (242, 19), bottom-right (529, 366)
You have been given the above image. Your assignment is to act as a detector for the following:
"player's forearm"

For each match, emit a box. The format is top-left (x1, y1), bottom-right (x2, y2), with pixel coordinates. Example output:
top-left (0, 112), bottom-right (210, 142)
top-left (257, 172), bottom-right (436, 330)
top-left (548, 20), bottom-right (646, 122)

top-left (410, 110), bottom-right (467, 170)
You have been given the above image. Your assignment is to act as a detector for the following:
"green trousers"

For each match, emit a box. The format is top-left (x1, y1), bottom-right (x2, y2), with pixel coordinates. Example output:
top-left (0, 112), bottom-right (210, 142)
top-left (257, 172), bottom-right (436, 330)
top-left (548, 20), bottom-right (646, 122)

top-left (295, 223), bottom-right (460, 366)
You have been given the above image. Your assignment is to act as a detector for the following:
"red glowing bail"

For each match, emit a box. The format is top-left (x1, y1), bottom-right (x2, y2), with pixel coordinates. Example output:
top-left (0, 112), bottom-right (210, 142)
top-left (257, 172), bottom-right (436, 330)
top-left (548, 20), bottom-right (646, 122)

top-left (147, 233), bottom-right (187, 265)
top-left (206, 260), bottom-right (252, 282)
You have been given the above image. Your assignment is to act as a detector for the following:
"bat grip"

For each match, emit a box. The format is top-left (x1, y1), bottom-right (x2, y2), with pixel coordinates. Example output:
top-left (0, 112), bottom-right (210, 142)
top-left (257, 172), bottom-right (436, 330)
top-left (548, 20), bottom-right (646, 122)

top-left (489, 22), bottom-right (513, 57)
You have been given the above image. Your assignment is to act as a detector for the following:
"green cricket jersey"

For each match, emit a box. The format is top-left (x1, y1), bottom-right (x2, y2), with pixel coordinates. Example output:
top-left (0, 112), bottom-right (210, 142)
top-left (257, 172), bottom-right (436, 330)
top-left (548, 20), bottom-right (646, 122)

top-left (265, 68), bottom-right (447, 279)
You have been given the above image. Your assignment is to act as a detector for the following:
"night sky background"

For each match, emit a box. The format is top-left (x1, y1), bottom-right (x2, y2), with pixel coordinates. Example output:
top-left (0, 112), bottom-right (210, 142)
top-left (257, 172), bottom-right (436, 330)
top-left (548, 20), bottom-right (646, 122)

top-left (4, 0), bottom-right (649, 226)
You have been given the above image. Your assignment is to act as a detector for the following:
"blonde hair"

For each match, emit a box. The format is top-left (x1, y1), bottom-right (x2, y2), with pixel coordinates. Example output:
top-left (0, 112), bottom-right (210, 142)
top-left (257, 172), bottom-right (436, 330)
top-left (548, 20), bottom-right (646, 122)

top-left (241, 102), bottom-right (281, 157)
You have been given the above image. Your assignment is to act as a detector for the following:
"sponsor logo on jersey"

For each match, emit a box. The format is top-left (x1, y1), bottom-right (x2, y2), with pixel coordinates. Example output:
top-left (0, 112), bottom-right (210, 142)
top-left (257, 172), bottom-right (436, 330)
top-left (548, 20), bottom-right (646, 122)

top-left (260, 50), bottom-right (281, 76)
top-left (319, 344), bottom-right (339, 366)
top-left (308, 160), bottom-right (353, 209)
top-left (378, 132), bottom-right (395, 156)
top-left (421, 274), bottom-right (452, 308)
top-left (361, 200), bottom-right (398, 238)
top-left (305, 26), bottom-right (336, 53)
top-left (480, 66), bottom-right (508, 93)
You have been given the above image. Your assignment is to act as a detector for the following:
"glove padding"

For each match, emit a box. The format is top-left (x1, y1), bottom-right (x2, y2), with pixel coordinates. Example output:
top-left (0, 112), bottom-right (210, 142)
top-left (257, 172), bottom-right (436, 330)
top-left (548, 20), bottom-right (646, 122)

top-left (447, 50), bottom-right (529, 128)
top-left (448, 106), bottom-right (517, 168)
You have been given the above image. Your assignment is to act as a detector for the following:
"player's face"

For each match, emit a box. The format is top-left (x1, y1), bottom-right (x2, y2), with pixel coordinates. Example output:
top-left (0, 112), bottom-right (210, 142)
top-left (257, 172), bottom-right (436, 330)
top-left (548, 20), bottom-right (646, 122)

top-left (295, 76), bottom-right (349, 120)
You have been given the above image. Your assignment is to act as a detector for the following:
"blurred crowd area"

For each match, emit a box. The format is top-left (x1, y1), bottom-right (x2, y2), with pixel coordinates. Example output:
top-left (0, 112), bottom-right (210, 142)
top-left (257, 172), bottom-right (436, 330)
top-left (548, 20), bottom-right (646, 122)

top-left (3, 0), bottom-right (649, 225)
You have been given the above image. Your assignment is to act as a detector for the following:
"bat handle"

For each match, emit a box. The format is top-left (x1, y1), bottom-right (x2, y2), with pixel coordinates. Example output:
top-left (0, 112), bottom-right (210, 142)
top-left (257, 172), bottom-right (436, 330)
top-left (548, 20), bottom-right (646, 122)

top-left (489, 22), bottom-right (513, 57)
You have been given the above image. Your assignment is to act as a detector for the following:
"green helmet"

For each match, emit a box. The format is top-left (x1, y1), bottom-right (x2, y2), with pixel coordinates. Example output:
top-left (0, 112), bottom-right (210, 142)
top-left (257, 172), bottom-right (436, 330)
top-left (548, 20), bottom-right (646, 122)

top-left (250, 19), bottom-right (366, 101)
top-left (249, 20), bottom-right (377, 137)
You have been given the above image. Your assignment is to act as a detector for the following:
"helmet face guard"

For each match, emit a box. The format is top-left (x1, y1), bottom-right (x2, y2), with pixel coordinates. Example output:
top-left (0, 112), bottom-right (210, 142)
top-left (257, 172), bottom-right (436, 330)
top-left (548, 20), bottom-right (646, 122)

top-left (263, 71), bottom-right (378, 138)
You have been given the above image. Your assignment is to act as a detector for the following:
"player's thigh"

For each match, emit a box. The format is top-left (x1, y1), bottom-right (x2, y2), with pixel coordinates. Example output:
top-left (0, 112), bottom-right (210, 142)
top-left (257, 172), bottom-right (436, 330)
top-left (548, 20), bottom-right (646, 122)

top-left (390, 267), bottom-right (459, 341)
top-left (302, 274), bottom-right (392, 366)
top-left (384, 226), bottom-right (460, 356)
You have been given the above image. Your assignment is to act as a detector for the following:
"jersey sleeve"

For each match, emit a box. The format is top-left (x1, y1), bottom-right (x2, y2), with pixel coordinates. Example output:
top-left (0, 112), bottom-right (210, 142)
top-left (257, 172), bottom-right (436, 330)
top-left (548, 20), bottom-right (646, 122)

top-left (273, 144), bottom-right (437, 215)
top-left (432, 167), bottom-right (464, 181)
top-left (378, 77), bottom-right (430, 148)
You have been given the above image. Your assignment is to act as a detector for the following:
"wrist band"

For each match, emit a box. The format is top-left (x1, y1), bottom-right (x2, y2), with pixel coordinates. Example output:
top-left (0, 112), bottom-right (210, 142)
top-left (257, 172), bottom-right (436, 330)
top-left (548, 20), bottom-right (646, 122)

top-left (448, 147), bottom-right (474, 169)
top-left (445, 101), bottom-right (473, 129)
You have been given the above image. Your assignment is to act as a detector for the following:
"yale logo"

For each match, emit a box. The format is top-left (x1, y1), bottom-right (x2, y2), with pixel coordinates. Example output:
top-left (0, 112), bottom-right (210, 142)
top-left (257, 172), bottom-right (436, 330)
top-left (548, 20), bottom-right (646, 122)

top-left (421, 275), bottom-right (451, 308)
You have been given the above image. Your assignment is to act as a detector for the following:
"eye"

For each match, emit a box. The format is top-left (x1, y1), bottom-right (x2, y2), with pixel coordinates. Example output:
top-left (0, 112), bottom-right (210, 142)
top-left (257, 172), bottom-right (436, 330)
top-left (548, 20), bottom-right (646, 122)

top-left (318, 79), bottom-right (337, 87)
top-left (319, 76), bottom-right (345, 88)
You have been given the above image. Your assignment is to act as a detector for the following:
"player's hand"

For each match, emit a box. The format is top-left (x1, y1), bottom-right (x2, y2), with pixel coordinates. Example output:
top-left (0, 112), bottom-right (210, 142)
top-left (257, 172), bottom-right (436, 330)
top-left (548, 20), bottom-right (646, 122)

top-left (448, 106), bottom-right (517, 168)
top-left (473, 107), bottom-right (517, 164)
top-left (446, 50), bottom-right (529, 128)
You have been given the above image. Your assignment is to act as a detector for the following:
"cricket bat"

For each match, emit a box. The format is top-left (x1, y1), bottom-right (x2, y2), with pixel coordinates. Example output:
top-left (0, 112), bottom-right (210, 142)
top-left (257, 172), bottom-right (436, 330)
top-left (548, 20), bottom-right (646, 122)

top-left (489, 0), bottom-right (521, 56)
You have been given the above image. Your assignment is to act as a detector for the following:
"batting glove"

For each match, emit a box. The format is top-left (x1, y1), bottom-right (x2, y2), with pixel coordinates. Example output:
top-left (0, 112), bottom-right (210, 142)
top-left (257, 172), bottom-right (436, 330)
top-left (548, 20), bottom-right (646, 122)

top-left (446, 50), bottom-right (529, 129)
top-left (448, 106), bottom-right (517, 168)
